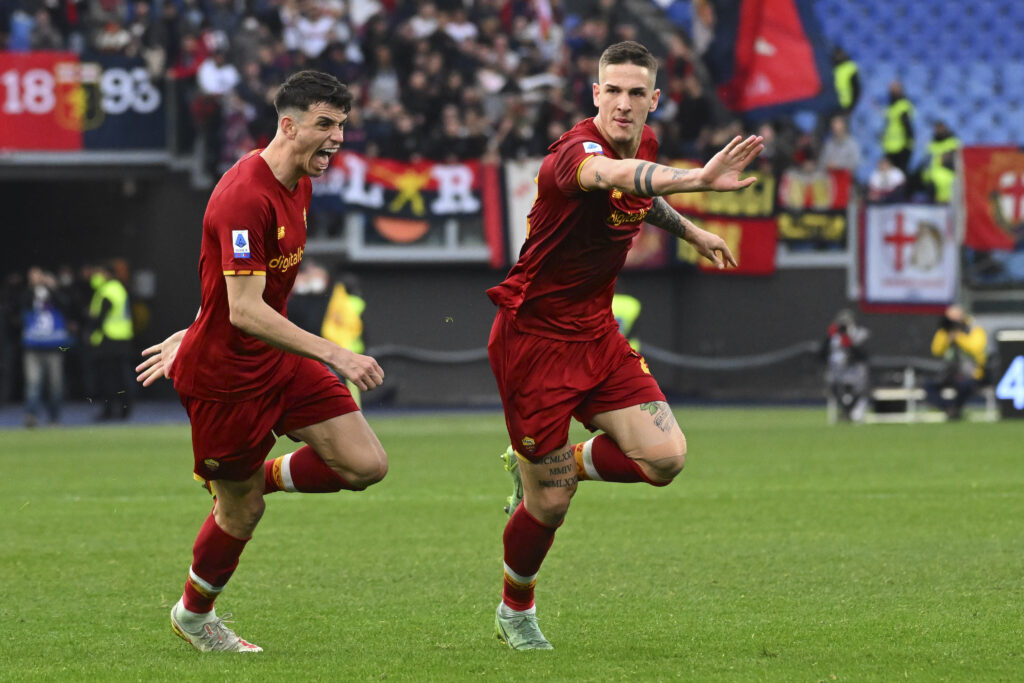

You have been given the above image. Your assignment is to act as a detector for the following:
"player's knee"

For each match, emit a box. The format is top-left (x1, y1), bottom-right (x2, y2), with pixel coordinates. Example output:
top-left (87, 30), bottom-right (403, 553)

top-left (343, 452), bottom-right (388, 490)
top-left (528, 478), bottom-right (576, 524)
top-left (640, 434), bottom-right (687, 483)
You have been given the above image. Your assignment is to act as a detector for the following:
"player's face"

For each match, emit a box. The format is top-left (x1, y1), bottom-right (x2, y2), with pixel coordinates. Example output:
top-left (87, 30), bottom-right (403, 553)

top-left (294, 102), bottom-right (347, 177)
top-left (592, 63), bottom-right (660, 154)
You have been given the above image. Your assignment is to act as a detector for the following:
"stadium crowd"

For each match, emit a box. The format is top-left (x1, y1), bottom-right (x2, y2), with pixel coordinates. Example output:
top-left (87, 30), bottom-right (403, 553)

top-left (0, 0), bottom-right (945, 198)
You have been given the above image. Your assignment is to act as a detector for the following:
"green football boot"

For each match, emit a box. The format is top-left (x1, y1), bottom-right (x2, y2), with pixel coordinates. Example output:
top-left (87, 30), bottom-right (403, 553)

top-left (501, 447), bottom-right (524, 515)
top-left (494, 604), bottom-right (553, 651)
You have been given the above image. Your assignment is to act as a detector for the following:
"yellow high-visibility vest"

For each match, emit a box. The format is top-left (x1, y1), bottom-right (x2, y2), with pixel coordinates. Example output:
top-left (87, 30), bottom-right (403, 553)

top-left (89, 277), bottom-right (133, 345)
top-left (883, 98), bottom-right (914, 153)
top-left (834, 60), bottom-right (858, 109)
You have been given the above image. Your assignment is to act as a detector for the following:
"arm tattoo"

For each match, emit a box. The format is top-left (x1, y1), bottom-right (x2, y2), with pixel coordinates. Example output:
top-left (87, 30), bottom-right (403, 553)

top-left (640, 401), bottom-right (678, 433)
top-left (643, 163), bottom-right (656, 196)
top-left (645, 197), bottom-right (689, 240)
top-left (633, 162), bottom-right (650, 196)
top-left (594, 170), bottom-right (603, 183)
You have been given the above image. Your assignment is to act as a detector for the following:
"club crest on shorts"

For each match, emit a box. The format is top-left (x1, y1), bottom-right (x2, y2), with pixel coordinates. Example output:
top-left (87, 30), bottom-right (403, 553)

top-left (520, 436), bottom-right (536, 454)
top-left (203, 458), bottom-right (220, 471)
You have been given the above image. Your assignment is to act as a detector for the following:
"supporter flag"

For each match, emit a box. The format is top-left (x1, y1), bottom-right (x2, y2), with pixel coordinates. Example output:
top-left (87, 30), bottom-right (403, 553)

top-left (961, 146), bottom-right (1024, 250)
top-left (677, 217), bottom-right (777, 275)
top-left (861, 204), bottom-right (957, 309)
top-left (704, 0), bottom-right (835, 118)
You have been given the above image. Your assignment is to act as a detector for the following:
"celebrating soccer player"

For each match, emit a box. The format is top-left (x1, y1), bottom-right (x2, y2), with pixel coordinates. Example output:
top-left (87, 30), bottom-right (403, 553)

top-left (136, 71), bottom-right (388, 653)
top-left (486, 41), bottom-right (763, 650)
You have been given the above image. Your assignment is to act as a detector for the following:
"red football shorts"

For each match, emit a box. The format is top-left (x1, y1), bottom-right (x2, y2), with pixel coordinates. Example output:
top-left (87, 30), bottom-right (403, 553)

top-left (180, 357), bottom-right (359, 481)
top-left (488, 307), bottom-right (665, 461)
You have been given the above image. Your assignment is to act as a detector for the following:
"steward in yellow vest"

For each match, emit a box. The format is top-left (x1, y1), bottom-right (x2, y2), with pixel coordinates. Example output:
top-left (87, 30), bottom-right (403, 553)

top-left (831, 47), bottom-right (860, 113)
top-left (882, 81), bottom-right (915, 173)
top-left (921, 121), bottom-right (960, 203)
top-left (88, 265), bottom-right (135, 420)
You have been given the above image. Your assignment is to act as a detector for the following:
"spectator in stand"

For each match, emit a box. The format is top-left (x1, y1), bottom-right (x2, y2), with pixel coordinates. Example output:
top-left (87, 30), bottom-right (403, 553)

top-left (819, 115), bottom-right (861, 174)
top-left (675, 73), bottom-right (714, 159)
top-left (780, 137), bottom-right (828, 209)
top-left (882, 80), bottom-right (915, 175)
top-left (195, 46), bottom-right (241, 173)
top-left (30, 9), bottom-right (63, 49)
top-left (867, 156), bottom-right (906, 203)
top-left (282, 0), bottom-right (350, 60)
top-left (380, 107), bottom-right (424, 161)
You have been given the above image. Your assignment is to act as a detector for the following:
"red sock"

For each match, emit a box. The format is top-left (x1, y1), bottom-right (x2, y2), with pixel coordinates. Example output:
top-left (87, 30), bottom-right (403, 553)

top-left (572, 434), bottom-right (666, 485)
top-left (264, 446), bottom-right (358, 493)
top-left (182, 512), bottom-right (249, 613)
top-left (502, 504), bottom-right (560, 611)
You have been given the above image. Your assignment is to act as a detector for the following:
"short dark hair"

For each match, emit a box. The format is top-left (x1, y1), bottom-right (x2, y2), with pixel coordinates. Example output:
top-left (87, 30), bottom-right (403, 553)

top-left (599, 41), bottom-right (658, 76)
top-left (274, 70), bottom-right (353, 116)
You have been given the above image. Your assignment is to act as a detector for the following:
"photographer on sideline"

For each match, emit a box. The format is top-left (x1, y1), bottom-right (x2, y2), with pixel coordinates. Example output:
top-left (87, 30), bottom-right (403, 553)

top-left (925, 305), bottom-right (988, 420)
top-left (822, 309), bottom-right (870, 422)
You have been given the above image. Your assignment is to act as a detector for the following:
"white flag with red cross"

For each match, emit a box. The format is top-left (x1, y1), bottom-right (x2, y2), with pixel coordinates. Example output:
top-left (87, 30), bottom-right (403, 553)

top-left (862, 204), bottom-right (957, 307)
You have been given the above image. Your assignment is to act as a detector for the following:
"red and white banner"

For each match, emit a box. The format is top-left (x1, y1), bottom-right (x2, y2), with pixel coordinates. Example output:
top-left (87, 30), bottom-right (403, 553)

top-left (861, 204), bottom-right (957, 307)
top-left (961, 146), bottom-right (1024, 250)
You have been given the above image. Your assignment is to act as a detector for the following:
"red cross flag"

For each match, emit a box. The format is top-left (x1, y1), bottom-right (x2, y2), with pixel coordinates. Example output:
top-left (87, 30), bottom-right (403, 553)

top-left (861, 204), bottom-right (957, 310)
top-left (962, 146), bottom-right (1024, 251)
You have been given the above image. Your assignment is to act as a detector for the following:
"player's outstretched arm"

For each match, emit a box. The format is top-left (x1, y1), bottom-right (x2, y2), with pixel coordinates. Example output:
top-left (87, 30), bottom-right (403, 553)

top-left (646, 197), bottom-right (737, 269)
top-left (579, 135), bottom-right (764, 196)
top-left (225, 274), bottom-right (385, 391)
top-left (136, 328), bottom-right (187, 386)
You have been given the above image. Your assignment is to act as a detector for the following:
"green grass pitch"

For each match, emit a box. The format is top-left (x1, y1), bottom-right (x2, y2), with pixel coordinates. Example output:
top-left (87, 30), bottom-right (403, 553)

top-left (2, 407), bottom-right (1022, 681)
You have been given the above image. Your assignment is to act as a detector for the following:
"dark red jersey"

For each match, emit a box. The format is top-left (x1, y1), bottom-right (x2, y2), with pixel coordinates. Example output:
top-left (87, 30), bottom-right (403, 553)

top-left (174, 150), bottom-right (310, 401)
top-left (486, 118), bottom-right (658, 340)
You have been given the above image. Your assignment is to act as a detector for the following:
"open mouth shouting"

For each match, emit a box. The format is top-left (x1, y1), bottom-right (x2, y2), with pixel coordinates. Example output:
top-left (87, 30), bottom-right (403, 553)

top-left (313, 146), bottom-right (339, 172)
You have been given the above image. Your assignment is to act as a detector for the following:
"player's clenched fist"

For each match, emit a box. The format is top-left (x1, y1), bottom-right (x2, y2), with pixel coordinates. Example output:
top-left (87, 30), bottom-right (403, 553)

top-left (334, 350), bottom-right (385, 391)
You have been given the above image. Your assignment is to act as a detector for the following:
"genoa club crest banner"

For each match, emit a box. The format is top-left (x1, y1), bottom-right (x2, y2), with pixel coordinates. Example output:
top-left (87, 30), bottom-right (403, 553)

top-left (704, 0), bottom-right (835, 118)
top-left (0, 51), bottom-right (165, 151)
top-left (311, 151), bottom-right (505, 266)
top-left (861, 204), bottom-right (957, 309)
top-left (961, 146), bottom-right (1024, 251)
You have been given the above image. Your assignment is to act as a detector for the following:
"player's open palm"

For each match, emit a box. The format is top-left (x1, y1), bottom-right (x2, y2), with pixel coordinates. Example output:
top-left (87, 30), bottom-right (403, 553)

top-left (334, 350), bottom-right (385, 391)
top-left (701, 135), bottom-right (765, 191)
top-left (136, 329), bottom-right (186, 386)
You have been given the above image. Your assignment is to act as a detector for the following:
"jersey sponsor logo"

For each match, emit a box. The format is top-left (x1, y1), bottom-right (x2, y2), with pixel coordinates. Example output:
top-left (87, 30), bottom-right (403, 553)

top-left (607, 207), bottom-right (649, 226)
top-left (583, 141), bottom-right (604, 154)
top-left (268, 245), bottom-right (304, 273)
top-left (203, 458), bottom-right (220, 471)
top-left (520, 436), bottom-right (536, 454)
top-left (232, 230), bottom-right (250, 258)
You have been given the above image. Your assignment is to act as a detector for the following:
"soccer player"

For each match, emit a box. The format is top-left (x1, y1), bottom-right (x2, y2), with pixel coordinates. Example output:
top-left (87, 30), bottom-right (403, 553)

top-left (486, 41), bottom-right (763, 650)
top-left (135, 71), bottom-right (388, 653)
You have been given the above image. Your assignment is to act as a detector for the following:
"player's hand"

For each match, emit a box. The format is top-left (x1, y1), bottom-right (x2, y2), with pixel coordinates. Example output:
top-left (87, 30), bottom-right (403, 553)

top-left (136, 329), bottom-right (186, 387)
top-left (334, 350), bottom-right (385, 391)
top-left (700, 135), bottom-right (764, 191)
top-left (685, 221), bottom-right (738, 269)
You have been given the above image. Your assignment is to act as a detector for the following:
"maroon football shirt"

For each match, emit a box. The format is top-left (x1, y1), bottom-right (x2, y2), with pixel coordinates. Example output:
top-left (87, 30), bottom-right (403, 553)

top-left (487, 118), bottom-right (658, 341)
top-left (174, 150), bottom-right (310, 401)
